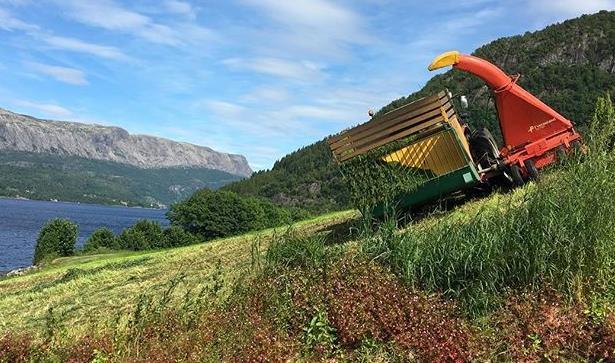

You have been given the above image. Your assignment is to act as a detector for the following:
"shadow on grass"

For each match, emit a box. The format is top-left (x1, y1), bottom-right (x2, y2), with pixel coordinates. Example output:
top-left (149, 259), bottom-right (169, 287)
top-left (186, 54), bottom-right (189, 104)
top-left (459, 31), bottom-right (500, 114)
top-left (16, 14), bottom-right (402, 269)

top-left (315, 217), bottom-right (362, 246)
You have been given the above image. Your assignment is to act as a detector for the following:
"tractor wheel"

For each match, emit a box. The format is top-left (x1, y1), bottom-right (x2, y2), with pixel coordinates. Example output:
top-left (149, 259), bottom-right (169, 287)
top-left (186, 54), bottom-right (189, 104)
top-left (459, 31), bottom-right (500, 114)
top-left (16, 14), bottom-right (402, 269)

top-left (510, 164), bottom-right (524, 187)
top-left (524, 158), bottom-right (539, 181)
top-left (469, 128), bottom-right (500, 170)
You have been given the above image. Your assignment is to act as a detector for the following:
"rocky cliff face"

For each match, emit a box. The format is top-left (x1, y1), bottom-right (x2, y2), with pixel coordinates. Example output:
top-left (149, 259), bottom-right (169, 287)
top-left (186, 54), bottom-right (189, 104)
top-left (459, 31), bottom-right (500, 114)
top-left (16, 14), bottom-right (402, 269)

top-left (0, 108), bottom-right (252, 177)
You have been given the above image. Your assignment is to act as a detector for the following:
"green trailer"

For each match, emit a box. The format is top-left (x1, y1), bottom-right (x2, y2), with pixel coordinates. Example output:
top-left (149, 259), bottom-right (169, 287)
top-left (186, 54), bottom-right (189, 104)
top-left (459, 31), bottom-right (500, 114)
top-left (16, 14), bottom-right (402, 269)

top-left (328, 91), bottom-right (480, 216)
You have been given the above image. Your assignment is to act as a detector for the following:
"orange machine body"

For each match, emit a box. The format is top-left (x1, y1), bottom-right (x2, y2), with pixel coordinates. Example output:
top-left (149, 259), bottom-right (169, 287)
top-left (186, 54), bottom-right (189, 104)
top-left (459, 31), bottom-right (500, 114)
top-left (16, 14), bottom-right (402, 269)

top-left (453, 54), bottom-right (581, 175)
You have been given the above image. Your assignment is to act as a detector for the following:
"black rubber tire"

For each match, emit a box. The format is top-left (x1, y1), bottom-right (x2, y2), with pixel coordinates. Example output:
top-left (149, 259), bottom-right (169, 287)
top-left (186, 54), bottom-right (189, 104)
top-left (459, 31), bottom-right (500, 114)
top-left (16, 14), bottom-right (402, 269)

top-left (524, 158), bottom-right (539, 181)
top-left (469, 128), bottom-right (500, 170)
top-left (510, 164), bottom-right (525, 187)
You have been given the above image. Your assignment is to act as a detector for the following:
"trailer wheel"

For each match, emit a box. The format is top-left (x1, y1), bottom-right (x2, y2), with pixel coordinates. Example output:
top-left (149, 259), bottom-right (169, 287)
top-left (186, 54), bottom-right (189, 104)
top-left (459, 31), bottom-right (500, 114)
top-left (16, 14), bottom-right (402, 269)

top-left (510, 164), bottom-right (524, 187)
top-left (469, 128), bottom-right (500, 169)
top-left (524, 158), bottom-right (539, 180)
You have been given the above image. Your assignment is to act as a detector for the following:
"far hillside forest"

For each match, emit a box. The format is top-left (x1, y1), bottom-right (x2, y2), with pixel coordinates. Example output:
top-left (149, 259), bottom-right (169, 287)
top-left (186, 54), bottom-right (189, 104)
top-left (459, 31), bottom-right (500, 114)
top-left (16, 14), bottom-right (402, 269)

top-left (223, 11), bottom-right (615, 213)
top-left (0, 151), bottom-right (242, 207)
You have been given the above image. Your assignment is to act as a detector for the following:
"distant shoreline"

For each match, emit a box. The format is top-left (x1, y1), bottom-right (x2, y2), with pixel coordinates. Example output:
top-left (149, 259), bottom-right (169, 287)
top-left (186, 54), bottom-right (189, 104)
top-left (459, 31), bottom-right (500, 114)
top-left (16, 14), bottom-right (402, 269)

top-left (0, 196), bottom-right (167, 211)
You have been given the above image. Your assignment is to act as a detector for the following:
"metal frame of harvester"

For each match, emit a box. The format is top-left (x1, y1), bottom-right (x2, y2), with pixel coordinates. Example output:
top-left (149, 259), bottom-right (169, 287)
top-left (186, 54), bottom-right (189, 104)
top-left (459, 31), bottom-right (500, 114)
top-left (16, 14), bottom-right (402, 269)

top-left (428, 51), bottom-right (582, 186)
top-left (329, 51), bottom-right (583, 214)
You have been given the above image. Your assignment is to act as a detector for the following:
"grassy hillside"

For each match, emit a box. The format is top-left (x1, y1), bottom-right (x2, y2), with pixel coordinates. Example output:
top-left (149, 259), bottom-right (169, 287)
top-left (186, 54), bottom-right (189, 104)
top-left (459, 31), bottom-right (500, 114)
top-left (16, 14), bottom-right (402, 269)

top-left (0, 210), bottom-right (355, 334)
top-left (4, 142), bottom-right (615, 360)
top-left (0, 151), bottom-right (243, 207)
top-left (224, 11), bottom-right (615, 212)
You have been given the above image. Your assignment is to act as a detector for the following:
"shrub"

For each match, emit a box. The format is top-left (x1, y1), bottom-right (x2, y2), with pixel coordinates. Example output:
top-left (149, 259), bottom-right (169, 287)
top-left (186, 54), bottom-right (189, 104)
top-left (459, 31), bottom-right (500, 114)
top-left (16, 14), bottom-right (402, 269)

top-left (167, 190), bottom-right (254, 239)
top-left (167, 189), bottom-right (295, 240)
top-left (118, 220), bottom-right (164, 251)
top-left (588, 92), bottom-right (615, 152)
top-left (251, 196), bottom-right (294, 229)
top-left (265, 232), bottom-right (329, 270)
top-left (83, 227), bottom-right (118, 252)
top-left (33, 219), bottom-right (78, 264)
top-left (162, 226), bottom-right (198, 248)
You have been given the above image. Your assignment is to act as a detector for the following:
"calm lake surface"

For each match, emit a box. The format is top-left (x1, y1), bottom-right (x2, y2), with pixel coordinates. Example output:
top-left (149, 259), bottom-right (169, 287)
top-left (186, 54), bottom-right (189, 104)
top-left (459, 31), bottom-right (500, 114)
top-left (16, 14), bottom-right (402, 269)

top-left (0, 198), bottom-right (168, 272)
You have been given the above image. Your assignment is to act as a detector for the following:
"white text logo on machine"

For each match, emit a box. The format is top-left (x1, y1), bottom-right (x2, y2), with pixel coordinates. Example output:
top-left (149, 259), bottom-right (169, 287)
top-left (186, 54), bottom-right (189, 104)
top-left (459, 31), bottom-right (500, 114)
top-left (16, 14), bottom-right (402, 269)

top-left (529, 118), bottom-right (556, 133)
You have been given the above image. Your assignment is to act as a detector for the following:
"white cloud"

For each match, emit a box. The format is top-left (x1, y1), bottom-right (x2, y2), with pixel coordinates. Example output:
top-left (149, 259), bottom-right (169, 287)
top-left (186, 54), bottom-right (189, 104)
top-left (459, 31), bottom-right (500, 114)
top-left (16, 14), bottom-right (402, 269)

top-left (54, 0), bottom-right (215, 48)
top-left (242, 0), bottom-right (365, 41)
top-left (41, 35), bottom-right (129, 61)
top-left (58, 0), bottom-right (180, 45)
top-left (164, 0), bottom-right (195, 18)
top-left (280, 105), bottom-right (350, 121)
top-left (242, 86), bottom-right (289, 103)
top-left (241, 0), bottom-right (371, 58)
top-left (13, 99), bottom-right (73, 118)
top-left (26, 62), bottom-right (88, 85)
top-left (223, 57), bottom-right (325, 81)
top-left (203, 100), bottom-right (245, 119)
top-left (528, 0), bottom-right (615, 16)
top-left (407, 7), bottom-right (502, 54)
top-left (0, 7), bottom-right (38, 31)
top-left (63, 1), bottom-right (149, 29)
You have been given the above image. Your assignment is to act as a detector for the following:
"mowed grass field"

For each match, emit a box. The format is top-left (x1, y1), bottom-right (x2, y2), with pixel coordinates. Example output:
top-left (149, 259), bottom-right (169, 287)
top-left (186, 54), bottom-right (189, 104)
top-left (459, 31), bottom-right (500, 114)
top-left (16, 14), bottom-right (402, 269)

top-left (0, 210), bottom-right (356, 336)
top-left (4, 149), bottom-right (615, 361)
top-left (0, 180), bottom-right (534, 338)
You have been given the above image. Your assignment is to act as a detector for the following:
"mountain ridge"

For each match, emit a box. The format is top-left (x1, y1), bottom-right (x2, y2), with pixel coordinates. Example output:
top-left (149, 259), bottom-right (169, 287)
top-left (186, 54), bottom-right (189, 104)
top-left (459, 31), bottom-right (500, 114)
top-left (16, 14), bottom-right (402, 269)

top-left (0, 108), bottom-right (252, 177)
top-left (0, 150), bottom-right (243, 208)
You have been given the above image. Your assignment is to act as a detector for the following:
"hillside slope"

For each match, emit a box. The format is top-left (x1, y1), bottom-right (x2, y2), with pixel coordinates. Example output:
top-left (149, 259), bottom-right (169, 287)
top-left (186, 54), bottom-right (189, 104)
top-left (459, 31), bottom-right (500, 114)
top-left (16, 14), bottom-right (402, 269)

top-left (224, 11), bottom-right (615, 211)
top-left (0, 211), bottom-right (355, 334)
top-left (0, 108), bottom-right (252, 176)
top-left (223, 140), bottom-right (348, 213)
top-left (5, 142), bottom-right (615, 361)
top-left (0, 151), bottom-right (243, 207)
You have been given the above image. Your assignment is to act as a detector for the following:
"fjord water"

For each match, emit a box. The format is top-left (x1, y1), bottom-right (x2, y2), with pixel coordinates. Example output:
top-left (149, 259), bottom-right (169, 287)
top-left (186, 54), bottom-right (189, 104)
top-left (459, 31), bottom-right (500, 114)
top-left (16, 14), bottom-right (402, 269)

top-left (0, 198), bottom-right (168, 273)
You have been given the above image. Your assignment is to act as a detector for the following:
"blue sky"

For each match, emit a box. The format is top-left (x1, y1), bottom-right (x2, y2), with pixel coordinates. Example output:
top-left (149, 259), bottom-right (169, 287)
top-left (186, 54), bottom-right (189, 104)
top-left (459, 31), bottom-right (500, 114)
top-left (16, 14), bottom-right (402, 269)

top-left (0, 0), bottom-right (613, 170)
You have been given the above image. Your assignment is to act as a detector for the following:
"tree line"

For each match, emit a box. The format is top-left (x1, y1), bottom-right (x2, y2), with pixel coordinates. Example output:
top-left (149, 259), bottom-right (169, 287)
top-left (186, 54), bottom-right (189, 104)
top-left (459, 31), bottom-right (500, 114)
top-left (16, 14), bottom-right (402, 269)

top-left (32, 189), bottom-right (307, 264)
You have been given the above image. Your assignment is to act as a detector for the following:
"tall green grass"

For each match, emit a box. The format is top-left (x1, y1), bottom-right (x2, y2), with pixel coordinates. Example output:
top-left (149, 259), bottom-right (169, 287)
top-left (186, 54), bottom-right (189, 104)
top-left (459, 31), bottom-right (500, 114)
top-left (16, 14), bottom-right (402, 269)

top-left (363, 95), bottom-right (615, 314)
top-left (339, 137), bottom-right (433, 211)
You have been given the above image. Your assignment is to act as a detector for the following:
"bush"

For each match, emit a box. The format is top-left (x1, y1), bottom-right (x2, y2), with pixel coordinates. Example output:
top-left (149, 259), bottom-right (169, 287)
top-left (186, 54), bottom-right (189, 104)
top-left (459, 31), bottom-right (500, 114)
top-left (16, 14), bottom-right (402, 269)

top-left (33, 219), bottom-right (78, 264)
top-left (162, 226), bottom-right (198, 248)
top-left (265, 232), bottom-right (329, 270)
top-left (83, 227), bottom-right (118, 252)
top-left (167, 189), bottom-right (295, 240)
top-left (588, 92), bottom-right (615, 152)
top-left (118, 220), bottom-right (164, 251)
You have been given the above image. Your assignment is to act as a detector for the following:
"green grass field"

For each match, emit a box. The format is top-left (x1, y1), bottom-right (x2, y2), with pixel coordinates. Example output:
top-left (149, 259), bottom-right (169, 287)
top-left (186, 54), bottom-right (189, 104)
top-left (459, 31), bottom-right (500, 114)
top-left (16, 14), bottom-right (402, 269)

top-left (4, 139), bottom-right (615, 361)
top-left (0, 178), bottom-right (541, 336)
top-left (0, 171), bottom-right (573, 337)
top-left (0, 210), bottom-right (356, 336)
